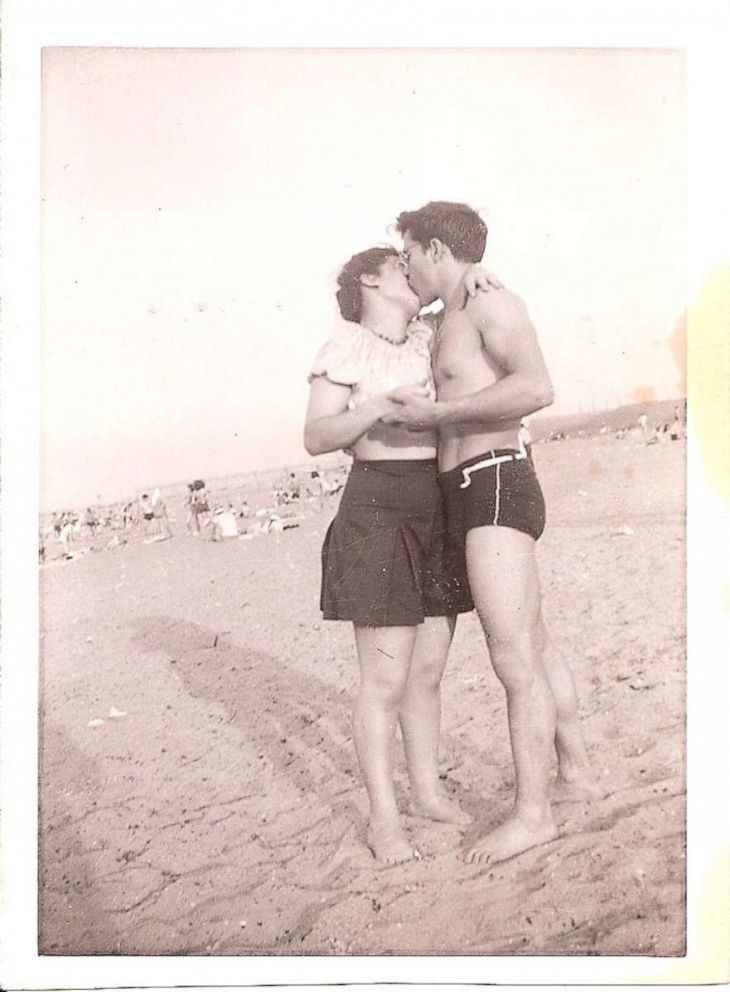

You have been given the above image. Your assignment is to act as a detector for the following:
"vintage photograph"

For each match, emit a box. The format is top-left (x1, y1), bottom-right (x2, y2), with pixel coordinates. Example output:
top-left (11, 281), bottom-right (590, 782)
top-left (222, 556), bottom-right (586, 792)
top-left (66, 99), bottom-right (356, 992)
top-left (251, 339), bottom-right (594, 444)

top-left (37, 47), bottom-right (687, 957)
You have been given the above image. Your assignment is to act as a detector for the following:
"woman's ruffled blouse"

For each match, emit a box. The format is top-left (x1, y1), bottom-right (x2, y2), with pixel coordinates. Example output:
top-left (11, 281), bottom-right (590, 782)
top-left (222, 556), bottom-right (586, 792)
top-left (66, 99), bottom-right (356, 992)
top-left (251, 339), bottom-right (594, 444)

top-left (308, 319), bottom-right (436, 409)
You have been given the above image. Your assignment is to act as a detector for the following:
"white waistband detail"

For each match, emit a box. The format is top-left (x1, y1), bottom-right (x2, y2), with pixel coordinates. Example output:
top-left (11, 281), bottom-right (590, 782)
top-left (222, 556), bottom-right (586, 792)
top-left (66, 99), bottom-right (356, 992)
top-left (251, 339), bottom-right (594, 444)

top-left (458, 436), bottom-right (527, 490)
top-left (493, 463), bottom-right (502, 524)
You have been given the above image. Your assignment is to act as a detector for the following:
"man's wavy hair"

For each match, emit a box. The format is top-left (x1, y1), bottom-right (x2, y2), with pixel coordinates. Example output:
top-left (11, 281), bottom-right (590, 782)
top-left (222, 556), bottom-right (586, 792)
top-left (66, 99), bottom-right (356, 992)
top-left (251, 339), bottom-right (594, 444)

top-left (335, 246), bottom-right (398, 323)
top-left (396, 201), bottom-right (487, 263)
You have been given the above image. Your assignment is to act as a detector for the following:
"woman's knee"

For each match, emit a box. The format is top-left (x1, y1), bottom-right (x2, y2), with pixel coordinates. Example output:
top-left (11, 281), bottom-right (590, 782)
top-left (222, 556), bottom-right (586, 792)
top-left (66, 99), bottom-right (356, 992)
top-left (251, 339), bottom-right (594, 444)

top-left (359, 669), bottom-right (409, 707)
top-left (405, 658), bottom-right (443, 695)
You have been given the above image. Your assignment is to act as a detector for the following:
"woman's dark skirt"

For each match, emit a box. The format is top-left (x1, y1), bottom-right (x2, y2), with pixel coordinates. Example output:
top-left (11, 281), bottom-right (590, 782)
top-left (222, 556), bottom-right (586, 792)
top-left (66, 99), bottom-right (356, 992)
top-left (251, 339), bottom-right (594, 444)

top-left (320, 459), bottom-right (473, 627)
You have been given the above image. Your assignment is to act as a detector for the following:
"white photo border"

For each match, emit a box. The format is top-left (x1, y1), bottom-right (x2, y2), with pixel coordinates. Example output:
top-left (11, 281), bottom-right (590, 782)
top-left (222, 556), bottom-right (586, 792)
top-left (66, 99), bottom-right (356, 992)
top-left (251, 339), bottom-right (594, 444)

top-left (2, 0), bottom-right (728, 988)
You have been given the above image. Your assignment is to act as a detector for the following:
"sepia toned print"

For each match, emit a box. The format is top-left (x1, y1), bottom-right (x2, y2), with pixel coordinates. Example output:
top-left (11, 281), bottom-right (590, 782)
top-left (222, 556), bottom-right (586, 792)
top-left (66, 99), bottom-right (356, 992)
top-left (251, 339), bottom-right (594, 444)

top-left (39, 47), bottom-right (686, 956)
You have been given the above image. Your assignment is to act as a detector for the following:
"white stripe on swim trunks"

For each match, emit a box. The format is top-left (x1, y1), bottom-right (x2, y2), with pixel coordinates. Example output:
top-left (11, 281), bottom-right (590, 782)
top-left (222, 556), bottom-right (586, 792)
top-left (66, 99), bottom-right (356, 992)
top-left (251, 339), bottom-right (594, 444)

top-left (493, 463), bottom-right (501, 524)
top-left (459, 435), bottom-right (528, 490)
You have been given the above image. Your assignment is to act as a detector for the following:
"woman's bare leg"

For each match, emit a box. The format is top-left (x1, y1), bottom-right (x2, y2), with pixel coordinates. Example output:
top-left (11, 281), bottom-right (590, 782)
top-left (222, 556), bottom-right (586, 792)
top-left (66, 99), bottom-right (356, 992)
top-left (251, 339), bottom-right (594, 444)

top-left (399, 616), bottom-right (469, 823)
top-left (353, 624), bottom-right (419, 865)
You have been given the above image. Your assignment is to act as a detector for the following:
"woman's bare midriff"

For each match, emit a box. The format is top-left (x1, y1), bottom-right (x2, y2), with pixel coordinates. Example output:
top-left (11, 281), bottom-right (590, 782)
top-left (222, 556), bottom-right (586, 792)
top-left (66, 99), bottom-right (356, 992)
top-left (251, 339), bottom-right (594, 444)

top-left (351, 422), bottom-right (438, 461)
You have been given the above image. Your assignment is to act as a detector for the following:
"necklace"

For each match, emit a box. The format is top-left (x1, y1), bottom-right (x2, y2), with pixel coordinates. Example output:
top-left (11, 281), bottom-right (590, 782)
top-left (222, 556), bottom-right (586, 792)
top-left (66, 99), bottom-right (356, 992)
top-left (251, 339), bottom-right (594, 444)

top-left (362, 323), bottom-right (408, 346)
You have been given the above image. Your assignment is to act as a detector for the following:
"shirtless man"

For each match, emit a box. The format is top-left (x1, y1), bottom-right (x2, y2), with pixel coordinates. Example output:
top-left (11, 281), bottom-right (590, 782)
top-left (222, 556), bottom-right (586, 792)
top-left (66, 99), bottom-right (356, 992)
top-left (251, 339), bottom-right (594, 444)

top-left (386, 201), bottom-right (601, 865)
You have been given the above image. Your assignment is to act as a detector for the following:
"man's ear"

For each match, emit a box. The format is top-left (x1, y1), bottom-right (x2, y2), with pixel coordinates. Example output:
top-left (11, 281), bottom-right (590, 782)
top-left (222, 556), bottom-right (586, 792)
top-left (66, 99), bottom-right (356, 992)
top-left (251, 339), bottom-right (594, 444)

top-left (428, 238), bottom-right (448, 262)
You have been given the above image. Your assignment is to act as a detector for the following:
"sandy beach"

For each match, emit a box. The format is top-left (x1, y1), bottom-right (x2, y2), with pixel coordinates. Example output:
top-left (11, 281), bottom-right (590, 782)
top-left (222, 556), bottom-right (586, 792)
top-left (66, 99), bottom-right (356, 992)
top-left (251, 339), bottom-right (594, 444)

top-left (39, 433), bottom-right (685, 956)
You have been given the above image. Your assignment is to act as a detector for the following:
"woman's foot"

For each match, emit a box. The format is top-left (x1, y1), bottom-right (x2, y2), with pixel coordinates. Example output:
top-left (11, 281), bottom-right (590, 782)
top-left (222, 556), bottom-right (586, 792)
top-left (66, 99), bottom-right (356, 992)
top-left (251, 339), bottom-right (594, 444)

top-left (367, 819), bottom-right (419, 866)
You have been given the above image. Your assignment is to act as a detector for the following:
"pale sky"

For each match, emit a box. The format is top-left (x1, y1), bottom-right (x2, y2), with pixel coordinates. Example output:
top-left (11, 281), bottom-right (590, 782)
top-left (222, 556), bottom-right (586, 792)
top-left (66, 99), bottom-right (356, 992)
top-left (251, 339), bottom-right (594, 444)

top-left (41, 47), bottom-right (687, 508)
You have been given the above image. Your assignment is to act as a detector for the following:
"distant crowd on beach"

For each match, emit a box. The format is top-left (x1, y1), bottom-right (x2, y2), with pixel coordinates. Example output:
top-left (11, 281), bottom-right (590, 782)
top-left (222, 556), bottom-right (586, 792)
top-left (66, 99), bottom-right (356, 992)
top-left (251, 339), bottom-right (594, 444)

top-left (39, 405), bottom-right (683, 566)
top-left (635, 406), bottom-right (685, 445)
top-left (540, 405), bottom-right (685, 445)
top-left (39, 465), bottom-right (348, 564)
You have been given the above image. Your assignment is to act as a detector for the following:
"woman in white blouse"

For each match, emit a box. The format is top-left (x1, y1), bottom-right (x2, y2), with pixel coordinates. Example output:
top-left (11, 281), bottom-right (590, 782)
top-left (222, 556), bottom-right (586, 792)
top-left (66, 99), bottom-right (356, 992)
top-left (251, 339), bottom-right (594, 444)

top-left (304, 246), bottom-right (490, 865)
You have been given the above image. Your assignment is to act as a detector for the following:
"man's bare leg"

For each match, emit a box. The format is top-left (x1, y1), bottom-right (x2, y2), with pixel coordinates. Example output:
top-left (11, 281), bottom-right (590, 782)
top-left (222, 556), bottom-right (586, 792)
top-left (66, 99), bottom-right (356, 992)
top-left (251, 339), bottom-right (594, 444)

top-left (537, 619), bottom-right (605, 801)
top-left (464, 526), bottom-right (558, 865)
top-left (353, 625), bottom-right (421, 866)
top-left (399, 615), bottom-right (469, 824)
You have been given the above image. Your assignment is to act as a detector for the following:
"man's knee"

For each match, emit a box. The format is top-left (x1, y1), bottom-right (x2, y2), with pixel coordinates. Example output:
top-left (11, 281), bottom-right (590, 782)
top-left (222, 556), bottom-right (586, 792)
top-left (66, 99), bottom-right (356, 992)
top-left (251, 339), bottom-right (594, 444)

top-left (535, 619), bottom-right (549, 655)
top-left (486, 629), bottom-right (543, 692)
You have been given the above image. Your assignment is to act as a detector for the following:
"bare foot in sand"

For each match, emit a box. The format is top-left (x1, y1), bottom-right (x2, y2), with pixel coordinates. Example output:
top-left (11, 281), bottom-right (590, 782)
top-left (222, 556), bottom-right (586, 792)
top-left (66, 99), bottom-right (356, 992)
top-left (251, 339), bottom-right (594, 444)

top-left (464, 813), bottom-right (558, 865)
top-left (552, 773), bottom-right (606, 803)
top-left (411, 793), bottom-right (471, 826)
top-left (367, 820), bottom-right (419, 866)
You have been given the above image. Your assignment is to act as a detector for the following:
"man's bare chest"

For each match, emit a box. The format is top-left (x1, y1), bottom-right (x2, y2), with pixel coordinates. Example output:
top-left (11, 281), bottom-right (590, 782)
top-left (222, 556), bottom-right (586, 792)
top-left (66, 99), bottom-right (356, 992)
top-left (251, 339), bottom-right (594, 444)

top-left (434, 315), bottom-right (493, 385)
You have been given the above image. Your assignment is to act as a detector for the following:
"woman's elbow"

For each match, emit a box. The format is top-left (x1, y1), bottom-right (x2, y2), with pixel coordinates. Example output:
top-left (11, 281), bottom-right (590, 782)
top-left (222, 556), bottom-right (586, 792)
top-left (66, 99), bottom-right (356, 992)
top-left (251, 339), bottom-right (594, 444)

top-left (529, 376), bottom-right (554, 411)
top-left (538, 382), bottom-right (555, 409)
top-left (303, 430), bottom-right (322, 457)
top-left (304, 425), bottom-right (330, 457)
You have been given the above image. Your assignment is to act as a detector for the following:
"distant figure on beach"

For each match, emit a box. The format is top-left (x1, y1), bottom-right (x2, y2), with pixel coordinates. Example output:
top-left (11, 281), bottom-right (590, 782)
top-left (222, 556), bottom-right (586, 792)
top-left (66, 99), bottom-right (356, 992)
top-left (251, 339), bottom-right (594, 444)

top-left (184, 485), bottom-right (197, 535)
top-left (669, 407), bottom-right (683, 441)
top-left (637, 412), bottom-right (649, 442)
top-left (59, 516), bottom-right (76, 558)
top-left (138, 493), bottom-right (155, 537)
top-left (209, 505), bottom-right (239, 541)
top-left (150, 488), bottom-right (173, 542)
top-left (304, 245), bottom-right (498, 866)
top-left (140, 489), bottom-right (172, 543)
top-left (288, 472), bottom-right (301, 501)
top-left (518, 419), bottom-right (533, 460)
top-left (185, 480), bottom-right (210, 536)
top-left (309, 470), bottom-right (327, 512)
top-left (122, 502), bottom-right (134, 531)
top-left (84, 507), bottom-right (98, 539)
top-left (647, 425), bottom-right (662, 445)
top-left (387, 201), bottom-right (602, 864)
top-left (327, 468), bottom-right (347, 495)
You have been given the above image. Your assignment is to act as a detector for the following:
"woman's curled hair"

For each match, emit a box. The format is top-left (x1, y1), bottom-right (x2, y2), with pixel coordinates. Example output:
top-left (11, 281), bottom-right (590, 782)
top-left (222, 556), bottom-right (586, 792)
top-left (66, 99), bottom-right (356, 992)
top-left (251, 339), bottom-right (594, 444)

top-left (335, 246), bottom-right (398, 323)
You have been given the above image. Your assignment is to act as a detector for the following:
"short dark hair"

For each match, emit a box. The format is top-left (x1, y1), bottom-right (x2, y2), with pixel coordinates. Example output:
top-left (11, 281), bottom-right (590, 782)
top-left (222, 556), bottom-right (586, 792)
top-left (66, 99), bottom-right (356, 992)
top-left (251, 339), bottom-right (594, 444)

top-left (396, 201), bottom-right (487, 263)
top-left (335, 246), bottom-right (398, 323)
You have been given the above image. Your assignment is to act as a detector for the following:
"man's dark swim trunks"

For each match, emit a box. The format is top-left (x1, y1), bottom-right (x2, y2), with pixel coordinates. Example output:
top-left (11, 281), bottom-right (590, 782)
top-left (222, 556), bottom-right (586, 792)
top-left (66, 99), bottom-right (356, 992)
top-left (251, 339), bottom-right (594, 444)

top-left (439, 444), bottom-right (546, 547)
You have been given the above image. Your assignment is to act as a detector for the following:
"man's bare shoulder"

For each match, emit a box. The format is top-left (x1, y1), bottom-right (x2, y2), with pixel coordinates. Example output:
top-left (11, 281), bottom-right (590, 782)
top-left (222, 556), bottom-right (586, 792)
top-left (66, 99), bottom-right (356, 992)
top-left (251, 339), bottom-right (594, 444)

top-left (464, 287), bottom-right (528, 328)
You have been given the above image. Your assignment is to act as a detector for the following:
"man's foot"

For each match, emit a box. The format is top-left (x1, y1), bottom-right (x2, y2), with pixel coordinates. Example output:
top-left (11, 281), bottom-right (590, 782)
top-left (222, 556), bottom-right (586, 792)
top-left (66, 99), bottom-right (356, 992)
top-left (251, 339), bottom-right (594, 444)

top-left (366, 820), bottom-right (419, 867)
top-left (411, 793), bottom-right (471, 826)
top-left (464, 813), bottom-right (558, 865)
top-left (552, 773), bottom-right (606, 803)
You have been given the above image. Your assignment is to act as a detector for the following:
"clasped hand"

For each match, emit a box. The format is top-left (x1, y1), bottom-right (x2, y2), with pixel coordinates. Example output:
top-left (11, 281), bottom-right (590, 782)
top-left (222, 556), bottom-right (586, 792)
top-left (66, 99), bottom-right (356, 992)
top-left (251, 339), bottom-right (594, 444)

top-left (382, 383), bottom-right (437, 430)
